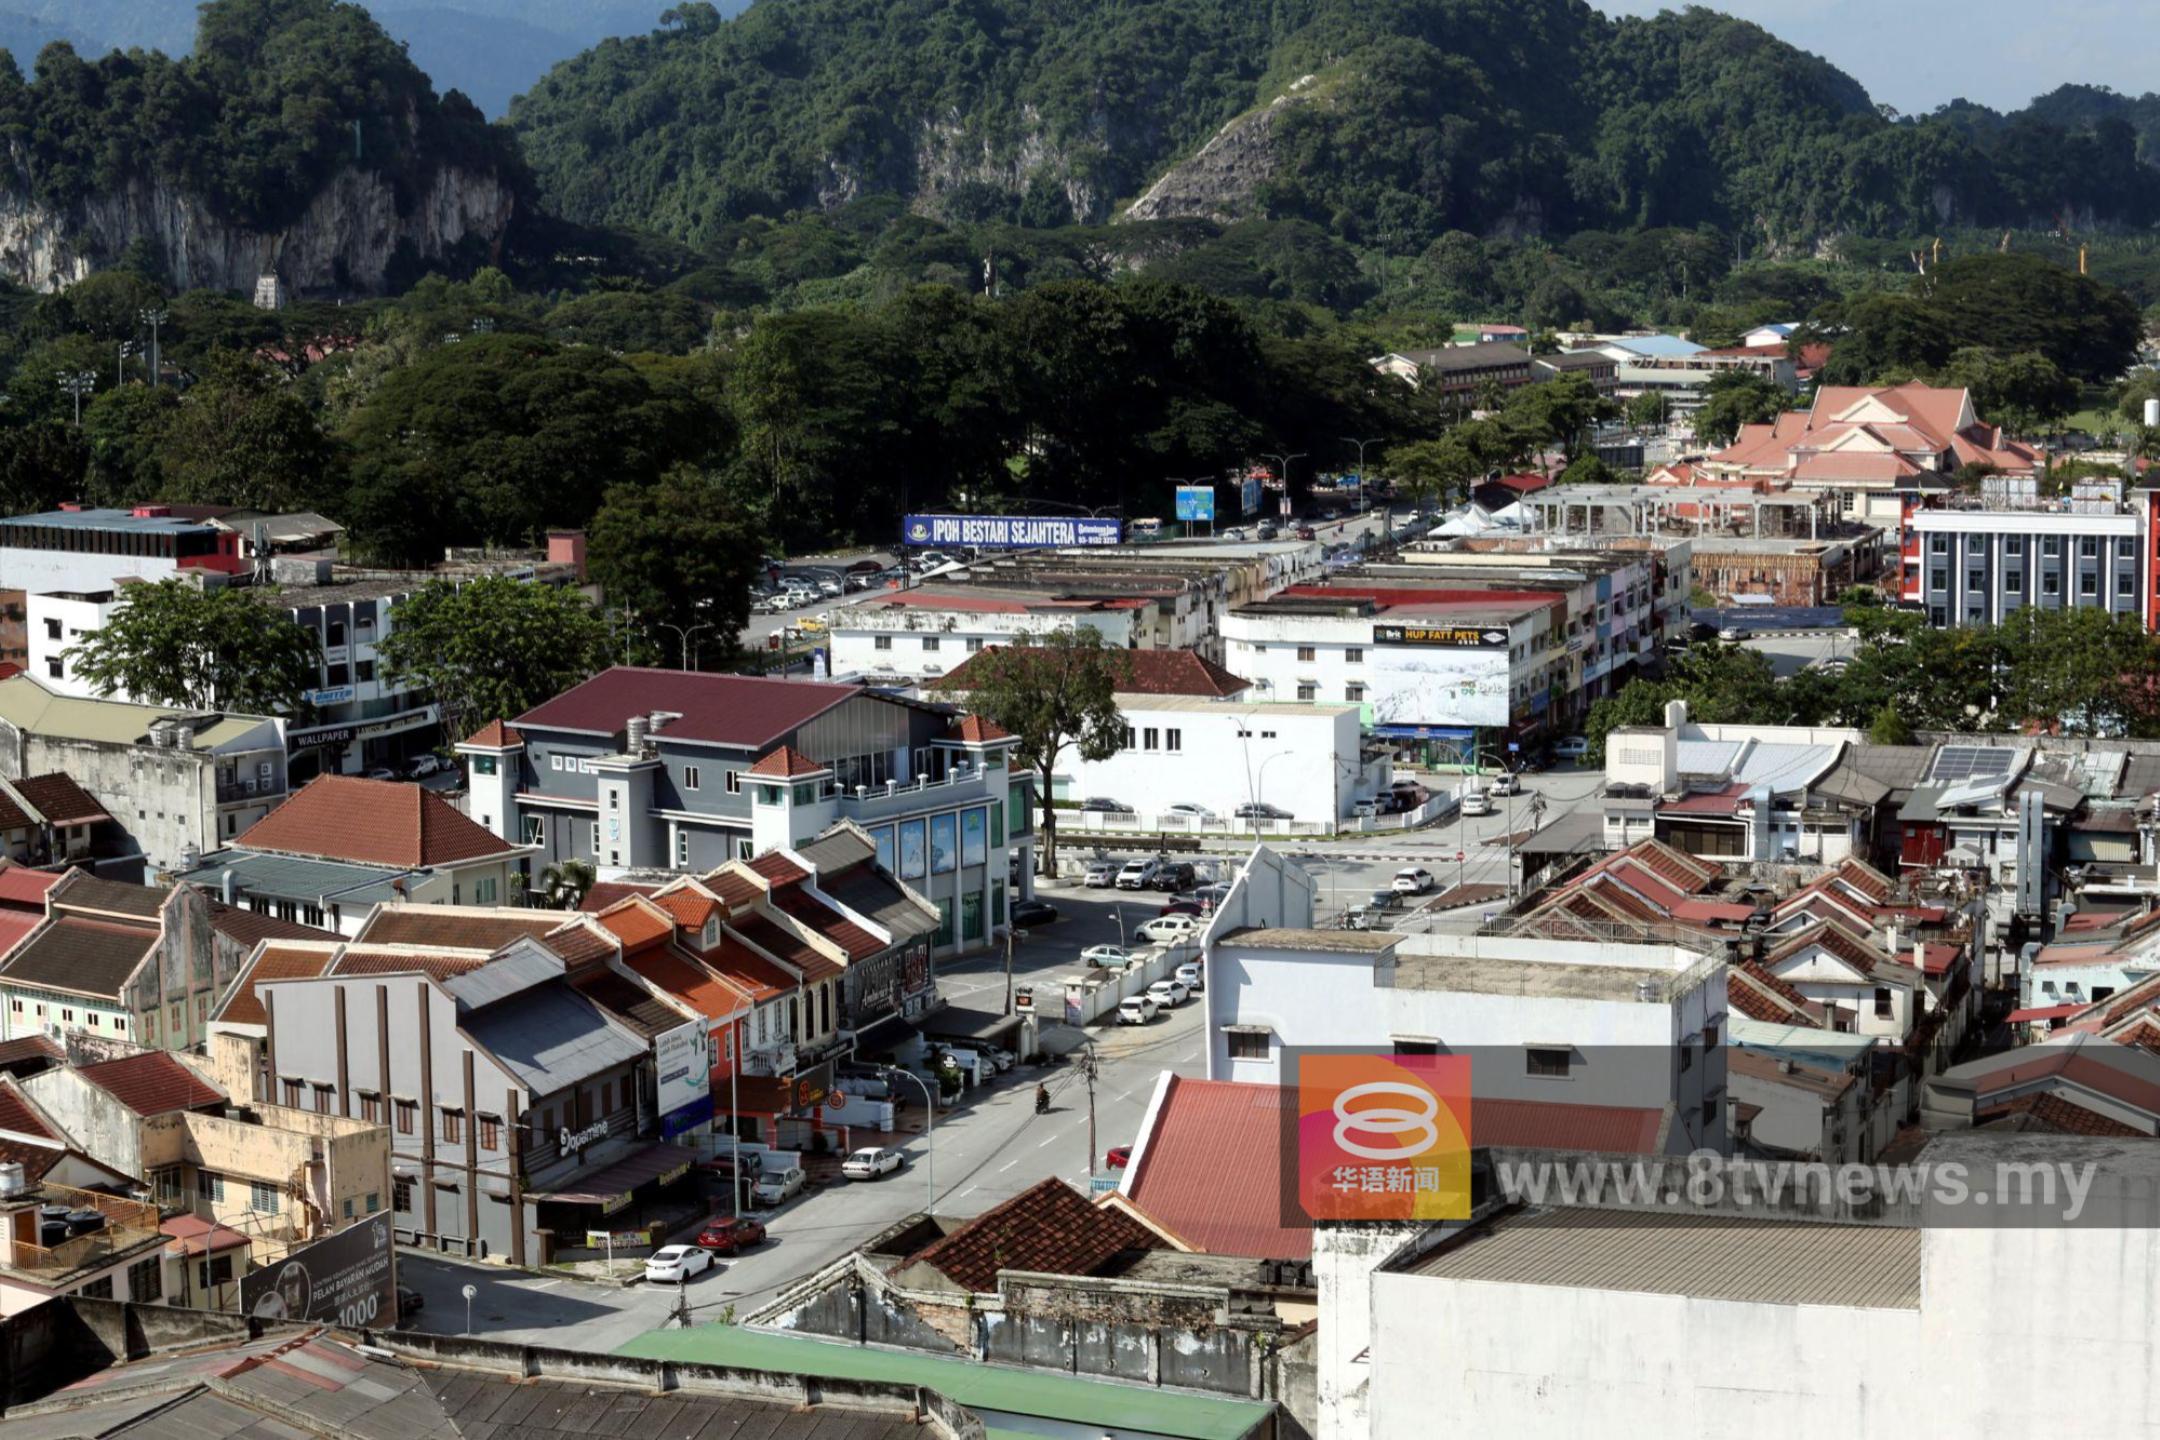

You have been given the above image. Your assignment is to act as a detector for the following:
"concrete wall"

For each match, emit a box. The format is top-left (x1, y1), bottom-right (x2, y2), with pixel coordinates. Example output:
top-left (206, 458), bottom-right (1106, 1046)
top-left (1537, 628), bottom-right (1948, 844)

top-left (20, 1068), bottom-right (144, 1177)
top-left (1052, 704), bottom-right (1367, 823)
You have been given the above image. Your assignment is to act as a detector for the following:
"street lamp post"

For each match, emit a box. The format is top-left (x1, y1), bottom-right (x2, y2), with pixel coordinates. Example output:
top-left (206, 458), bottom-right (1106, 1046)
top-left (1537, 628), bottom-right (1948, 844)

top-left (58, 371), bottom-right (94, 425)
top-left (1342, 436), bottom-right (1381, 527)
top-left (139, 307), bottom-right (167, 386)
top-left (117, 341), bottom-right (139, 388)
top-left (1259, 451), bottom-right (1306, 525)
top-left (656, 620), bottom-right (714, 671)
top-left (889, 1067), bottom-right (936, 1210)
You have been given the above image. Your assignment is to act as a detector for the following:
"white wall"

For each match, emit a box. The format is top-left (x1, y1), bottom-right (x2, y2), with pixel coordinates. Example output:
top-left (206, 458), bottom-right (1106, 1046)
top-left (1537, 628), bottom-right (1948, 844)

top-left (0, 546), bottom-right (180, 597)
top-left (830, 608), bottom-right (1142, 682)
top-left (1222, 610), bottom-right (1535, 723)
top-left (26, 593), bottom-right (119, 698)
top-left (1052, 702), bottom-right (1367, 822)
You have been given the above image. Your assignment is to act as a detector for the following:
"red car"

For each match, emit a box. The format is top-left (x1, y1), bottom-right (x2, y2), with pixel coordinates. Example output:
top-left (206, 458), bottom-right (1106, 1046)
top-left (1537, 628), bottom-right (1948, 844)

top-left (1159, 898), bottom-right (1204, 917)
top-left (1105, 1146), bottom-right (1132, 1169)
top-left (694, 1216), bottom-right (768, 1254)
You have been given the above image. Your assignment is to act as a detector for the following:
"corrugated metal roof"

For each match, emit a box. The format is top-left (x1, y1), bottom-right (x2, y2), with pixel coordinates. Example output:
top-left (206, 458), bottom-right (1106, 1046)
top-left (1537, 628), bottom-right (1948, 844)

top-left (0, 676), bottom-right (273, 749)
top-left (442, 939), bottom-right (565, 1011)
top-left (1411, 1207), bottom-right (1920, 1308)
top-left (459, 984), bottom-right (647, 1094)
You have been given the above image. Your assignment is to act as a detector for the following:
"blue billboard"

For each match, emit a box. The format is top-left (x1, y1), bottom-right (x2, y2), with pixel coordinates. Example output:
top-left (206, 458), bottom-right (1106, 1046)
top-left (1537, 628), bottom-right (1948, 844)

top-left (903, 514), bottom-right (1122, 548)
top-left (1174, 485), bottom-right (1216, 523)
top-left (1240, 477), bottom-right (1263, 516)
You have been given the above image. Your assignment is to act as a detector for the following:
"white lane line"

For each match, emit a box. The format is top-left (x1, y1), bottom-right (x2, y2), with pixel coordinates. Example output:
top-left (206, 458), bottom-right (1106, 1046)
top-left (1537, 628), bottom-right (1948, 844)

top-left (1037, 1135), bottom-right (1058, 1148)
top-left (997, 1159), bottom-right (1019, 1172)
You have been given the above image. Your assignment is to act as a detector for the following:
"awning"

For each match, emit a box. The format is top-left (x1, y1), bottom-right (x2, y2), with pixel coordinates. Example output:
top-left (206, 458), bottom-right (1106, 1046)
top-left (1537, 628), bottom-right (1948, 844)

top-left (2005, 1004), bottom-right (2084, 1024)
top-left (848, 1013), bottom-right (918, 1056)
top-left (1371, 724), bottom-right (1476, 742)
top-left (529, 1142), bottom-right (695, 1212)
top-left (163, 1214), bottom-right (250, 1257)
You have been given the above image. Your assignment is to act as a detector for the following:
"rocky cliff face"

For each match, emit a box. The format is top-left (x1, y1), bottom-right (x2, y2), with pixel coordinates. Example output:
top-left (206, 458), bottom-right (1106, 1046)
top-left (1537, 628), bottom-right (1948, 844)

top-left (0, 162), bottom-right (517, 295)
top-left (1122, 88), bottom-right (1319, 224)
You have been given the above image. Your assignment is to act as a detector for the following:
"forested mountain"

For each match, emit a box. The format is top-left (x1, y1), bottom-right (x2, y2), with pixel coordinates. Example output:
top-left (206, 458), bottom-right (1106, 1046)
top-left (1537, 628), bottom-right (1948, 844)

top-left (507, 0), bottom-right (2160, 253)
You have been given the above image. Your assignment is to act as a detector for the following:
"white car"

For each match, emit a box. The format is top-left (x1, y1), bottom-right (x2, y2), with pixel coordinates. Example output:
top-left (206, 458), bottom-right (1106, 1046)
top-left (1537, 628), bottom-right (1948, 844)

top-left (751, 1165), bottom-right (806, 1206)
top-left (1552, 736), bottom-right (1590, 761)
top-left (1137, 914), bottom-right (1199, 945)
top-left (1392, 868), bottom-right (1435, 894)
top-left (1117, 995), bottom-right (1160, 1025)
top-left (1175, 961), bottom-right (1204, 992)
top-left (1163, 803), bottom-right (1215, 822)
top-left (407, 753), bottom-right (444, 778)
top-left (644, 1245), bottom-right (713, 1283)
top-left (1148, 978), bottom-right (1190, 1008)
top-left (841, 1147), bottom-right (905, 1180)
top-left (1082, 862), bottom-right (1119, 888)
top-left (1082, 944), bottom-right (1137, 969)
top-left (1459, 790), bottom-right (1492, 817)
top-left (1116, 859), bottom-right (1160, 890)
top-left (1489, 773), bottom-right (1521, 797)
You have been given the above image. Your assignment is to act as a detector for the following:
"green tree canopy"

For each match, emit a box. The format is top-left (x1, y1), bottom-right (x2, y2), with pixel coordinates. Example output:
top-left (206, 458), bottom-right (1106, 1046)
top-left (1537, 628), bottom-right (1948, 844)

top-left (585, 466), bottom-right (765, 665)
top-left (375, 577), bottom-right (615, 748)
top-left (65, 580), bottom-right (322, 713)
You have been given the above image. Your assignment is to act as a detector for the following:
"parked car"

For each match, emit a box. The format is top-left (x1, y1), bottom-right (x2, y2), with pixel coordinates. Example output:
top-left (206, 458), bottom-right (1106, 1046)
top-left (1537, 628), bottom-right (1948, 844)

top-left (846, 558), bottom-right (884, 575)
top-left (841, 1147), bottom-right (906, 1180)
top-left (1233, 802), bottom-right (1292, 820)
top-left (1295, 525), bottom-right (1317, 540)
top-left (1174, 961), bottom-right (1204, 992)
top-left (1489, 773), bottom-right (1521, 797)
top-left (1162, 803), bottom-right (1215, 823)
top-left (1105, 1145), bottom-right (1133, 1168)
top-left (1392, 868), bottom-right (1435, 894)
top-left (751, 1166), bottom-right (807, 1207)
top-left (1151, 861), bottom-right (1198, 892)
top-left (1082, 862), bottom-right (1119, 888)
top-left (1011, 898), bottom-right (1059, 928)
top-left (1194, 882), bottom-right (1234, 908)
top-left (1082, 944), bottom-right (1137, 969)
top-left (981, 1045), bottom-right (1016, 1073)
top-left (1159, 897), bottom-right (1204, 918)
top-left (1220, 527), bottom-right (1248, 542)
top-left (1459, 789), bottom-right (1493, 817)
top-left (1256, 522), bottom-right (1279, 540)
top-left (407, 753), bottom-right (445, 779)
top-left (1148, 978), bottom-right (1190, 1008)
top-left (1137, 914), bottom-right (1199, 945)
top-left (396, 1286), bottom-right (424, 1324)
top-left (1366, 889), bottom-right (1405, 912)
top-left (694, 1216), bottom-right (767, 1255)
top-left (364, 766), bottom-right (397, 782)
top-left (645, 1245), bottom-right (714, 1284)
top-left (1082, 797), bottom-right (1136, 814)
top-left (1116, 858), bottom-right (1161, 890)
top-left (1552, 735), bottom-right (1590, 761)
top-left (1117, 995), bottom-right (1160, 1025)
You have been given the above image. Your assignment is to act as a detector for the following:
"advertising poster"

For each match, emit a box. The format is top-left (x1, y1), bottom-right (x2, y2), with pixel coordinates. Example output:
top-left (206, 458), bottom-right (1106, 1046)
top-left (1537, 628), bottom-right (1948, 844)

top-left (655, 1020), bottom-right (712, 1137)
top-left (903, 514), bottom-right (1121, 548)
top-left (241, 1214), bottom-right (395, 1328)
top-left (930, 813), bottom-right (957, 874)
top-left (961, 808), bottom-right (987, 867)
top-left (1175, 486), bottom-right (1216, 523)
top-left (872, 826), bottom-right (896, 873)
top-left (899, 819), bottom-right (926, 879)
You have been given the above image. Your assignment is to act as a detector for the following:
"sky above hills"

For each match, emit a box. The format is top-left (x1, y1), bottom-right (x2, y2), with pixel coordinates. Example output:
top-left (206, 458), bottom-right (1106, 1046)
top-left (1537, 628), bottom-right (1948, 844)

top-left (1596, 0), bottom-right (2155, 113)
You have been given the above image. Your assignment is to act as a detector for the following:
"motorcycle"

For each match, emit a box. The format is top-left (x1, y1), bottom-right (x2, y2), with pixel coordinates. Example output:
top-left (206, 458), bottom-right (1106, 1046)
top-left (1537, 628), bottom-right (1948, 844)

top-left (1034, 1085), bottom-right (1050, 1115)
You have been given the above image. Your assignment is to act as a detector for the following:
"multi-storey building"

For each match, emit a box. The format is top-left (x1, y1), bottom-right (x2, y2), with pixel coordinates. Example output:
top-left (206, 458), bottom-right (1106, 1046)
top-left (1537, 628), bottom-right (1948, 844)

top-left (0, 506), bottom-right (246, 596)
top-left (1895, 476), bottom-right (2155, 628)
top-left (460, 668), bottom-right (1029, 946)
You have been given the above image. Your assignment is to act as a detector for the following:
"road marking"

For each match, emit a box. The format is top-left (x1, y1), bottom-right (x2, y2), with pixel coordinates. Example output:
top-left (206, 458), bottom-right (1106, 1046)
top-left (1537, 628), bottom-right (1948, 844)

top-left (997, 1159), bottom-right (1018, 1172)
top-left (1037, 1135), bottom-right (1058, 1148)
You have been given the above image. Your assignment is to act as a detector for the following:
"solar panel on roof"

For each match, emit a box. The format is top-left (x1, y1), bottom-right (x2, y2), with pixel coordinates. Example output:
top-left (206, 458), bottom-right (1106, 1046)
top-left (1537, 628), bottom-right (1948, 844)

top-left (1929, 746), bottom-right (2015, 784)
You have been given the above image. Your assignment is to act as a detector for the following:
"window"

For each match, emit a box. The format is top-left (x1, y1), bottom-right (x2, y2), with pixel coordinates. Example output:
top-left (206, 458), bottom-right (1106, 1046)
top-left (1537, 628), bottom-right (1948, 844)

top-left (1930, 534), bottom-right (1948, 554)
top-left (1701, 1094), bottom-right (1720, 1128)
top-left (1874, 986), bottom-right (1894, 1018)
top-left (356, 660), bottom-right (375, 682)
top-left (1142, 728), bottom-right (1159, 751)
top-left (1392, 1039), bottom-right (1438, 1057)
top-left (311, 1082), bottom-right (333, 1110)
top-left (250, 1181), bottom-right (281, 1215)
top-left (359, 1092), bottom-right (380, 1123)
top-left (683, 765), bottom-right (701, 791)
top-left (441, 1108), bottom-right (464, 1144)
top-left (1164, 728), bottom-right (1182, 752)
top-left (2006, 571), bottom-right (2023, 594)
top-left (1346, 684), bottom-right (1366, 703)
top-left (1967, 570), bottom-right (1983, 591)
top-left (966, 638), bottom-right (985, 652)
top-left (45, 657), bottom-right (61, 679)
top-left (2081, 536), bottom-right (2099, 557)
top-left (200, 1255), bottom-right (233, 1289)
top-left (2120, 537), bottom-right (2138, 559)
top-left (199, 1172), bottom-right (225, 1203)
top-left (393, 1177), bottom-right (413, 1213)
top-left (394, 1099), bottom-right (416, 1135)
top-left (325, 663), bottom-right (349, 686)
top-left (2082, 571), bottom-right (2099, 596)
top-left (590, 822), bottom-right (601, 852)
top-left (1346, 647), bottom-right (1364, 664)
top-left (1526, 1047), bottom-right (1572, 1078)
top-left (2005, 536), bottom-right (2023, 555)
top-left (2044, 572), bottom-right (2061, 596)
top-left (1930, 569), bottom-right (1947, 592)
top-left (478, 1115), bottom-right (500, 1151)
top-left (726, 769), bottom-right (742, 795)
top-left (79, 1277), bottom-right (113, 1300)
top-left (42, 617), bottom-right (58, 640)
top-left (1226, 1030), bottom-right (1270, 1060)
top-left (475, 876), bottom-right (497, 905)
top-left (608, 790), bottom-right (620, 810)
top-left (1296, 683), bottom-right (1317, 701)
top-left (128, 1257), bottom-right (161, 1303)
top-left (1704, 1021), bottom-right (1719, 1050)
top-left (873, 636), bottom-right (892, 651)
top-left (922, 636), bottom-right (940, 652)
top-left (343, 1197), bottom-right (354, 1219)
top-left (2044, 536), bottom-right (2061, 556)
top-left (365, 1191), bottom-right (380, 1213)
top-left (522, 814), bottom-right (546, 845)
top-left (281, 1079), bottom-right (301, 1107)
top-left (1679, 1044), bottom-right (1692, 1072)
top-left (1296, 646), bottom-right (1316, 662)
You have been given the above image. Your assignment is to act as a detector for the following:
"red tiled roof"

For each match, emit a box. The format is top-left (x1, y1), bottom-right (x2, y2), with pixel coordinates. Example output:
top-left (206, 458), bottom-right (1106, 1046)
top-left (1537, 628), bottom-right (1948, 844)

top-left (354, 908), bottom-right (562, 949)
top-left (215, 942), bottom-right (339, 1026)
top-left (769, 883), bottom-right (883, 960)
top-left (580, 880), bottom-right (659, 913)
top-left (0, 1034), bottom-right (62, 1071)
top-left (1728, 963), bottom-right (1815, 1024)
top-left (1918, 942), bottom-right (1963, 977)
top-left (746, 746), bottom-right (829, 779)
top-left (327, 948), bottom-right (490, 982)
top-left (1659, 783), bottom-right (1749, 816)
top-left (621, 945), bottom-right (749, 1021)
top-left (903, 1177), bottom-right (1162, 1292)
top-left (1470, 1097), bottom-right (1672, 1154)
top-left (0, 863), bottom-right (60, 908)
top-left (1832, 857), bottom-right (1893, 904)
top-left (594, 899), bottom-right (676, 952)
top-left (653, 885), bottom-right (720, 930)
top-left (1492, 472), bottom-right (1552, 494)
top-left (696, 935), bottom-right (794, 1002)
top-left (0, 1076), bottom-right (58, 1140)
top-left (514, 667), bottom-right (860, 747)
top-left (541, 921), bottom-right (617, 968)
top-left (2005, 1004), bottom-right (2084, 1024)
top-left (237, 775), bottom-right (515, 868)
top-left (1766, 919), bottom-right (1910, 981)
top-left (950, 714), bottom-right (1012, 743)
top-left (1123, 1077), bottom-right (1312, 1261)
top-left (1978, 1091), bottom-right (2149, 1137)
top-left (77, 1051), bottom-right (224, 1116)
top-left (0, 911), bottom-right (39, 966)
top-left (10, 774), bottom-right (106, 824)
top-left (728, 914), bottom-right (841, 983)
top-left (461, 720), bottom-right (524, 748)
top-left (747, 853), bottom-right (808, 885)
top-left (205, 901), bottom-right (338, 949)
top-left (933, 647), bottom-right (1250, 699)
top-left (701, 869), bottom-right (761, 911)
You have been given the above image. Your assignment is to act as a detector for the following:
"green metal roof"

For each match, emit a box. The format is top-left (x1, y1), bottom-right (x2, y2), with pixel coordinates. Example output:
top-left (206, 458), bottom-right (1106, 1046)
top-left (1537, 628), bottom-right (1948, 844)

top-left (0, 676), bottom-right (275, 749)
top-left (615, 1326), bottom-right (1270, 1440)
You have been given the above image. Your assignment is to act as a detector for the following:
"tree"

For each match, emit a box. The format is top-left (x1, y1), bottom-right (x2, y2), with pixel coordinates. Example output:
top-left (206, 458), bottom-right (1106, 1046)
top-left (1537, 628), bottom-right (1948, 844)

top-left (585, 466), bottom-right (765, 664)
top-left (539, 859), bottom-right (597, 909)
top-left (65, 580), bottom-right (321, 713)
top-left (1997, 606), bottom-right (2160, 736)
top-left (1867, 702), bottom-right (1913, 745)
top-left (155, 354), bottom-right (341, 511)
top-left (1501, 373), bottom-right (1613, 461)
top-left (0, 421), bottom-right (90, 515)
top-left (375, 578), bottom-right (614, 747)
top-left (1691, 370), bottom-right (1788, 447)
top-left (1624, 391), bottom-right (1667, 430)
top-left (1919, 253), bottom-right (2141, 384)
top-left (1936, 347), bottom-right (2076, 436)
top-left (937, 628), bottom-right (1130, 874)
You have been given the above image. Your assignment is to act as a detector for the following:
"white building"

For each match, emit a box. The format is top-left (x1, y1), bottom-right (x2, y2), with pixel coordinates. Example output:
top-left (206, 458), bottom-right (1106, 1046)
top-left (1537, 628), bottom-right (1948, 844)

top-left (1056, 696), bottom-right (1377, 824)
top-left (0, 506), bottom-right (241, 596)
top-left (1603, 702), bottom-right (1867, 863)
top-left (1727, 1047), bottom-right (1868, 1162)
top-left (1203, 914), bottom-right (1729, 1154)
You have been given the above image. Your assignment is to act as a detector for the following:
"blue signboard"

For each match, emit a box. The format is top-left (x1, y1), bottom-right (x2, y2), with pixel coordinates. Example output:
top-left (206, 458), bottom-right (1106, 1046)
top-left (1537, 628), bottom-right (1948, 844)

top-left (903, 514), bottom-right (1121, 549)
top-left (1174, 485), bottom-right (1216, 523)
top-left (1240, 477), bottom-right (1263, 516)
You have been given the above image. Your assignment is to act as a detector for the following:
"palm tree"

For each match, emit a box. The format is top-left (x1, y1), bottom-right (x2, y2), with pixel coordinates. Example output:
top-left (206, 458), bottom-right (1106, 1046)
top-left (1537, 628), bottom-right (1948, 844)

top-left (539, 859), bottom-right (596, 910)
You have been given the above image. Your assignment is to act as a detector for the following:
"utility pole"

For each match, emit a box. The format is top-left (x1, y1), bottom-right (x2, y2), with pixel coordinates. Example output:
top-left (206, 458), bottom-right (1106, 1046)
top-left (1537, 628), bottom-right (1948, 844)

top-left (1083, 1044), bottom-right (1099, 1178)
top-left (139, 307), bottom-right (167, 386)
top-left (1003, 925), bottom-right (1015, 1016)
top-left (118, 340), bottom-right (138, 387)
top-left (58, 371), bottom-right (94, 425)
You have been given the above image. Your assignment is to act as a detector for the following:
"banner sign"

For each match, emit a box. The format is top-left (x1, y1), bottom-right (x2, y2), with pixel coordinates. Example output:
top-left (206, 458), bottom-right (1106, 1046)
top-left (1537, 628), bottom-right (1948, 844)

top-left (655, 1020), bottom-right (710, 1126)
top-left (903, 514), bottom-right (1121, 548)
top-left (1174, 486), bottom-right (1216, 523)
top-left (1241, 477), bottom-right (1263, 516)
top-left (1373, 623), bottom-right (1511, 649)
top-left (242, 1213), bottom-right (394, 1328)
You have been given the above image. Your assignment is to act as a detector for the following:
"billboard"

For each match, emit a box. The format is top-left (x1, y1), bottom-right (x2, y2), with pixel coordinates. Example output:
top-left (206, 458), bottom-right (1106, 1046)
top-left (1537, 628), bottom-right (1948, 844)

top-left (1368, 633), bottom-right (1512, 728)
top-left (241, 1213), bottom-right (395, 1328)
top-left (1372, 623), bottom-right (1510, 649)
top-left (1174, 485), bottom-right (1216, 523)
top-left (903, 514), bottom-right (1121, 548)
top-left (655, 1019), bottom-right (712, 1138)
top-left (1241, 477), bottom-right (1263, 516)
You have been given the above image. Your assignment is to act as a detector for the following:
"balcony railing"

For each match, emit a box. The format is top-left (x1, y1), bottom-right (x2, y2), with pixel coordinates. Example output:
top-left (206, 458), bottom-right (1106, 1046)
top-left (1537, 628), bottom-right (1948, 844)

top-left (6, 1183), bottom-right (161, 1277)
top-left (739, 1042), bottom-right (798, 1077)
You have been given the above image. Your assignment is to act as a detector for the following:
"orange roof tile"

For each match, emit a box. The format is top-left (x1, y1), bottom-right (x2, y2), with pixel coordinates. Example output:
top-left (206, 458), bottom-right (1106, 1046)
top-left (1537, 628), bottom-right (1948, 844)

top-left (747, 852), bottom-right (808, 885)
top-left (747, 746), bottom-right (829, 778)
top-left (654, 885), bottom-right (720, 930)
top-left (462, 720), bottom-right (525, 748)
top-left (696, 935), bottom-right (794, 1001)
top-left (0, 863), bottom-right (59, 909)
top-left (904, 1178), bottom-right (1161, 1292)
top-left (594, 897), bottom-right (676, 952)
top-left (1123, 1078), bottom-right (1311, 1260)
top-left (214, 942), bottom-right (339, 1026)
top-left (237, 775), bottom-right (515, 868)
top-left (77, 1051), bottom-right (224, 1116)
top-left (951, 714), bottom-right (1012, 743)
top-left (621, 945), bottom-right (748, 1021)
